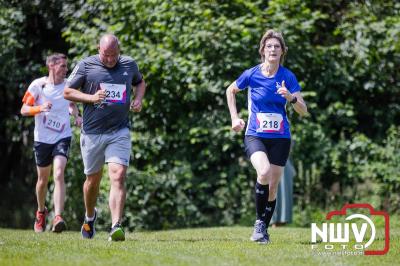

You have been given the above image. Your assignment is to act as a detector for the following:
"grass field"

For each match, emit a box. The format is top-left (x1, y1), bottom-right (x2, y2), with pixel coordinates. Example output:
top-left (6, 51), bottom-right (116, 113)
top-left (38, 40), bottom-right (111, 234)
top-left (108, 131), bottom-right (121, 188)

top-left (0, 226), bottom-right (398, 266)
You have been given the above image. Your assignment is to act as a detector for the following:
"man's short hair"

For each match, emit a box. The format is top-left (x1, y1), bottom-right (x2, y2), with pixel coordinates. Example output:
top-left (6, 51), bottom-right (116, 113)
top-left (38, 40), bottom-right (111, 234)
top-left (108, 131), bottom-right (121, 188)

top-left (46, 53), bottom-right (67, 67)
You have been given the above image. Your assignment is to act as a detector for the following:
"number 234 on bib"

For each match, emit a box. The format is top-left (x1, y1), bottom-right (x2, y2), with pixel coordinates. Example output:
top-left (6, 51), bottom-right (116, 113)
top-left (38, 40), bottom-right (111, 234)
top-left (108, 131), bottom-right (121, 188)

top-left (100, 83), bottom-right (126, 104)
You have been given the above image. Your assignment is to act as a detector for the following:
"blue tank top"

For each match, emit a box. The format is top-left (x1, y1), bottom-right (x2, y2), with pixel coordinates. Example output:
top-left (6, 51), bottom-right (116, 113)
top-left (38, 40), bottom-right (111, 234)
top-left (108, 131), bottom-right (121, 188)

top-left (236, 64), bottom-right (301, 139)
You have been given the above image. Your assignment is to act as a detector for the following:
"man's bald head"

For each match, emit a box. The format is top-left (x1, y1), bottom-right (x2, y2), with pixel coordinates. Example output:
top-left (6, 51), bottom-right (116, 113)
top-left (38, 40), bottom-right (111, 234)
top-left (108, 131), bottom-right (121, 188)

top-left (98, 34), bottom-right (120, 68)
top-left (99, 34), bottom-right (120, 50)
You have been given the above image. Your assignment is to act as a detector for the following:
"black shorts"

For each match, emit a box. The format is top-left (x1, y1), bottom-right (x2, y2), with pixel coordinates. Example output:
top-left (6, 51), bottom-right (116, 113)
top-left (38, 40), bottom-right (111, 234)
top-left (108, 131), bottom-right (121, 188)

top-left (244, 135), bottom-right (291, 167)
top-left (33, 137), bottom-right (71, 167)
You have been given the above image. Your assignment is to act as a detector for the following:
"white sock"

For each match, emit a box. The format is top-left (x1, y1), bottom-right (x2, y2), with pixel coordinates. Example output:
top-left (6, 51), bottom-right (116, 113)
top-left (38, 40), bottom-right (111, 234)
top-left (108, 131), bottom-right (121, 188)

top-left (85, 214), bottom-right (95, 222)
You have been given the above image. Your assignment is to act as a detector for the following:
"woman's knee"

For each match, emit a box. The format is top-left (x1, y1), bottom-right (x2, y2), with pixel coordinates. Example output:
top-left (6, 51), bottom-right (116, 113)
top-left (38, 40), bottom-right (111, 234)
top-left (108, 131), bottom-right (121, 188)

top-left (257, 169), bottom-right (270, 183)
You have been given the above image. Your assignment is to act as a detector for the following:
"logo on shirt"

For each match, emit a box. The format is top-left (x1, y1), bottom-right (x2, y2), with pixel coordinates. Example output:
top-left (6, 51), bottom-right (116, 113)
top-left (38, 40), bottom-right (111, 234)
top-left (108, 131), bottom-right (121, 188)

top-left (123, 71), bottom-right (128, 76)
top-left (94, 102), bottom-right (107, 109)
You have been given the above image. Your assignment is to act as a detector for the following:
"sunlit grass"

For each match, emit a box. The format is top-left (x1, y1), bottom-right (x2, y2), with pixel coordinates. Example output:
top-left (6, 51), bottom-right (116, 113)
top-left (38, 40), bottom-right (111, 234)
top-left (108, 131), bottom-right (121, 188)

top-left (0, 226), bottom-right (398, 266)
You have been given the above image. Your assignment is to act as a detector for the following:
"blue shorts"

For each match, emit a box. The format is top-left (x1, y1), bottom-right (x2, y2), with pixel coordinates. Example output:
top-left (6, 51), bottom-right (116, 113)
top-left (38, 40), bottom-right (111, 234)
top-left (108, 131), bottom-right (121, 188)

top-left (244, 135), bottom-right (291, 167)
top-left (33, 137), bottom-right (71, 167)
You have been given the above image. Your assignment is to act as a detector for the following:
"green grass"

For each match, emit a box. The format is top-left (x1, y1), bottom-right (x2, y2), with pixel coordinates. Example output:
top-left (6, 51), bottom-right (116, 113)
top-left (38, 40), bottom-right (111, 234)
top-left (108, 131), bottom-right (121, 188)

top-left (0, 227), bottom-right (398, 266)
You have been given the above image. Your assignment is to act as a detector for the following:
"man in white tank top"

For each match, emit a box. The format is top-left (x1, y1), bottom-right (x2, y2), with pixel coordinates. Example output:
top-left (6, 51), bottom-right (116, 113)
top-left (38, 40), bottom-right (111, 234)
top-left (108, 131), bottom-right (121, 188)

top-left (21, 53), bottom-right (82, 233)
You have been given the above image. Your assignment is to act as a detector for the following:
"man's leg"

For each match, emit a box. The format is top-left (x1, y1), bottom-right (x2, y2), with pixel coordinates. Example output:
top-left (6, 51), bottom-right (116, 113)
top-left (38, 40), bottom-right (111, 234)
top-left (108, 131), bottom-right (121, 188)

top-left (108, 162), bottom-right (127, 226)
top-left (34, 165), bottom-right (51, 232)
top-left (80, 132), bottom-right (105, 239)
top-left (84, 170), bottom-right (102, 218)
top-left (52, 155), bottom-right (68, 232)
top-left (104, 128), bottom-right (130, 241)
top-left (36, 166), bottom-right (51, 212)
top-left (80, 169), bottom-right (102, 239)
top-left (53, 155), bottom-right (67, 216)
top-left (80, 132), bottom-right (105, 218)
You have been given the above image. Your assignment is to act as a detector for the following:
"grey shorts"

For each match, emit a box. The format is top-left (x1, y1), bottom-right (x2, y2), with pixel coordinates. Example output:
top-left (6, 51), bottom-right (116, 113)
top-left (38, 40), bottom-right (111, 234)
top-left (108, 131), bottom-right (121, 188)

top-left (80, 127), bottom-right (131, 175)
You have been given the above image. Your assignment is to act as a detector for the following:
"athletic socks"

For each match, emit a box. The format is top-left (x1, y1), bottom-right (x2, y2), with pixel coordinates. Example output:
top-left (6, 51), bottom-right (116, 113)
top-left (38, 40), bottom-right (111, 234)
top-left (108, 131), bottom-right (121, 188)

top-left (85, 213), bottom-right (95, 222)
top-left (255, 182), bottom-right (269, 221)
top-left (264, 199), bottom-right (277, 226)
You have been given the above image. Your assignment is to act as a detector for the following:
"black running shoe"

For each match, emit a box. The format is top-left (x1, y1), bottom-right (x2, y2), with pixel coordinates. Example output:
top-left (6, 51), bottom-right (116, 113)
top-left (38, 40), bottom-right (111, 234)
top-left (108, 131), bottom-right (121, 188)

top-left (81, 209), bottom-right (97, 239)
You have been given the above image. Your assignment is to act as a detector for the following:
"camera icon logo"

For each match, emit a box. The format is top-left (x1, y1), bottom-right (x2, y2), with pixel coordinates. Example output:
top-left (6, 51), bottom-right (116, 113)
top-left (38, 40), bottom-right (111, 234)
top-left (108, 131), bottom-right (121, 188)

top-left (311, 203), bottom-right (390, 255)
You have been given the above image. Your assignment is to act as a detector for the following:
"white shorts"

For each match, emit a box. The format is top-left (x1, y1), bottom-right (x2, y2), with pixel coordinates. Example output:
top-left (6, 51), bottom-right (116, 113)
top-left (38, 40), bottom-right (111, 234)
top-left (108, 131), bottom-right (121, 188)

top-left (80, 127), bottom-right (131, 175)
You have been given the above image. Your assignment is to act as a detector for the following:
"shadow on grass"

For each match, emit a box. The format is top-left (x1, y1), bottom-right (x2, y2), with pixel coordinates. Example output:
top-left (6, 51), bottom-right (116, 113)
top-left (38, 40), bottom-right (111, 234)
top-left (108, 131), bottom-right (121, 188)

top-left (300, 240), bottom-right (322, 245)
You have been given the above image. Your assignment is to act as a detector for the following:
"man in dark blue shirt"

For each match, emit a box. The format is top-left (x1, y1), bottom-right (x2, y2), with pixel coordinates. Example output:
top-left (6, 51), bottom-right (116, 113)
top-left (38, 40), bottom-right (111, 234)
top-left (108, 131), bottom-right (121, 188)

top-left (64, 34), bottom-right (146, 241)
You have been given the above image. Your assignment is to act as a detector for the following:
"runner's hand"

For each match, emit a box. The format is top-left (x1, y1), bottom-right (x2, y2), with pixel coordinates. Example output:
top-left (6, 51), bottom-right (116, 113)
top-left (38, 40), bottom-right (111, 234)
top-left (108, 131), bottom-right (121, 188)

top-left (231, 118), bottom-right (245, 132)
top-left (40, 101), bottom-right (52, 112)
top-left (277, 80), bottom-right (294, 102)
top-left (92, 89), bottom-right (106, 104)
top-left (130, 98), bottom-right (142, 112)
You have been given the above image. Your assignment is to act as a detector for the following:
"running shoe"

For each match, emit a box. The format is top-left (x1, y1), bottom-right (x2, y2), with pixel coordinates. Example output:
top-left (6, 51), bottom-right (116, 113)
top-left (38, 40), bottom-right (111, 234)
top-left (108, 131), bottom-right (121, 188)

top-left (34, 207), bottom-right (48, 233)
top-left (250, 219), bottom-right (266, 242)
top-left (257, 231), bottom-right (271, 244)
top-left (81, 208), bottom-right (97, 239)
top-left (52, 215), bottom-right (67, 233)
top-left (108, 222), bottom-right (125, 241)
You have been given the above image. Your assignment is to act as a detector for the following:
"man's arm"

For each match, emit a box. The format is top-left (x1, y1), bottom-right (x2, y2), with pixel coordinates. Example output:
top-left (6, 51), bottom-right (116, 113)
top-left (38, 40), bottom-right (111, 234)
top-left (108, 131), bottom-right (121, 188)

top-left (68, 102), bottom-right (83, 127)
top-left (64, 87), bottom-right (105, 104)
top-left (64, 60), bottom-right (105, 104)
top-left (21, 102), bottom-right (52, 116)
top-left (130, 79), bottom-right (146, 112)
